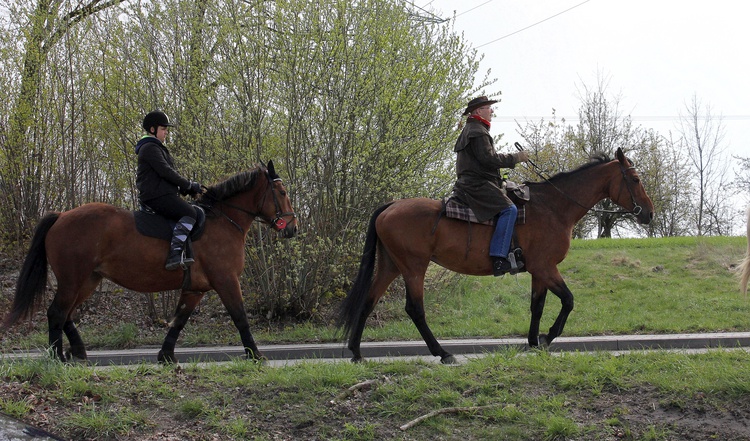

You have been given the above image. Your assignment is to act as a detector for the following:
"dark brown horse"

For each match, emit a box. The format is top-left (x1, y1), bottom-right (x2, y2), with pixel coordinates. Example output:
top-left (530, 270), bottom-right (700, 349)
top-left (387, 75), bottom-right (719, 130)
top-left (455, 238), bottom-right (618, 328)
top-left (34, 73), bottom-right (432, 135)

top-left (3, 161), bottom-right (297, 363)
top-left (339, 148), bottom-right (654, 363)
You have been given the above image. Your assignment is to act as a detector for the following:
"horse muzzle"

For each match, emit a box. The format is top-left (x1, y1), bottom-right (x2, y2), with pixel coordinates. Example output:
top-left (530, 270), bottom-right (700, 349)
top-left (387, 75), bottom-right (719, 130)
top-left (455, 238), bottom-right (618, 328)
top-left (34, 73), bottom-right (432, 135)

top-left (274, 219), bottom-right (298, 238)
top-left (637, 209), bottom-right (655, 225)
top-left (280, 224), bottom-right (298, 238)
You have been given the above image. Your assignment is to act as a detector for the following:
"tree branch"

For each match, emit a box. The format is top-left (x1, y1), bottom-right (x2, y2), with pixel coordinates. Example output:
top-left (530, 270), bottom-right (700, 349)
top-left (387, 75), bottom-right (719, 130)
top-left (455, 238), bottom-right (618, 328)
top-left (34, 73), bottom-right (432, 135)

top-left (399, 403), bottom-right (502, 431)
top-left (331, 379), bottom-right (380, 403)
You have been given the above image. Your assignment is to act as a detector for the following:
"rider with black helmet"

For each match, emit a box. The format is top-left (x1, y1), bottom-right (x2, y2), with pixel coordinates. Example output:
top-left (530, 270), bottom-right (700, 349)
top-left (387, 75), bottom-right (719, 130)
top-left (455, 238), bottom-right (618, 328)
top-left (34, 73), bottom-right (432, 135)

top-left (135, 110), bottom-right (202, 270)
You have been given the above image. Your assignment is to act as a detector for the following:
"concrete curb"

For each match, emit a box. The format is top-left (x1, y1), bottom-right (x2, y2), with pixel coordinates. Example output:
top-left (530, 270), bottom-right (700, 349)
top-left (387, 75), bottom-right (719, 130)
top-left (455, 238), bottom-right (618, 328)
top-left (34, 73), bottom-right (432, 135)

top-left (4, 332), bottom-right (750, 366)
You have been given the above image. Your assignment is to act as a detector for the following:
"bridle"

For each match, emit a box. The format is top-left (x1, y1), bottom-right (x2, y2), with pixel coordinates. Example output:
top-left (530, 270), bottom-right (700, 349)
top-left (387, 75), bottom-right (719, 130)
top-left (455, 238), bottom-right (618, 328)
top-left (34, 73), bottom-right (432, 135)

top-left (617, 164), bottom-right (644, 216)
top-left (204, 172), bottom-right (297, 234)
top-left (514, 142), bottom-right (643, 216)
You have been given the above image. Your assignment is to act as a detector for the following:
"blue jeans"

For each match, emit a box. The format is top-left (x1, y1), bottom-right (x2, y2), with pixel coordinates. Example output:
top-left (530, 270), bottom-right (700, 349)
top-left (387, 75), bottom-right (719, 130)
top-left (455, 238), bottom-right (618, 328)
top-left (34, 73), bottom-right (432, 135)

top-left (490, 205), bottom-right (517, 258)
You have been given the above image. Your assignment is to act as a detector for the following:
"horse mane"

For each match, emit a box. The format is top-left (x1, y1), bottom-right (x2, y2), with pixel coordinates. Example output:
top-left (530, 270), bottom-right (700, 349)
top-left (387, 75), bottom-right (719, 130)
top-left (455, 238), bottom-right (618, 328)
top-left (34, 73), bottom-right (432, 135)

top-left (198, 165), bottom-right (264, 205)
top-left (526, 152), bottom-right (611, 186)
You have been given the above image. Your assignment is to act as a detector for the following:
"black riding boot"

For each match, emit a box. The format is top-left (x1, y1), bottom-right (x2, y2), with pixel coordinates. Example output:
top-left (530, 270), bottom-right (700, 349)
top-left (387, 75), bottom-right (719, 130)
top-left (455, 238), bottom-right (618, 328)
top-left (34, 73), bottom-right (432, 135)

top-left (165, 216), bottom-right (196, 271)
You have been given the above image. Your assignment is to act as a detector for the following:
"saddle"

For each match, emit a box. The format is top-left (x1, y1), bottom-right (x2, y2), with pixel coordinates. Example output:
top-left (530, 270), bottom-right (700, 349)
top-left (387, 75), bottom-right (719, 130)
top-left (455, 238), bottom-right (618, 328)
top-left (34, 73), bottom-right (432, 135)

top-left (134, 204), bottom-right (207, 242)
top-left (441, 181), bottom-right (530, 273)
top-left (134, 204), bottom-right (207, 289)
top-left (444, 180), bottom-right (529, 226)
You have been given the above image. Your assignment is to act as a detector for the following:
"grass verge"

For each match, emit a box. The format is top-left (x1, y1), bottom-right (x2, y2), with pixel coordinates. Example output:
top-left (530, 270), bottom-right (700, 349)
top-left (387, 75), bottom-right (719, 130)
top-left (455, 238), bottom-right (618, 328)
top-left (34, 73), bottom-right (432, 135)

top-left (1, 348), bottom-right (749, 440)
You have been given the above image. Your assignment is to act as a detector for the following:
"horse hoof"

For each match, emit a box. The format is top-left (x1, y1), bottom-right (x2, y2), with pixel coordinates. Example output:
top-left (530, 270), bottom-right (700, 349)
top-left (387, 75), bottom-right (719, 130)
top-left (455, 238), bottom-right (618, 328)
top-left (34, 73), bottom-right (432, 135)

top-left (538, 335), bottom-right (550, 348)
top-left (68, 346), bottom-right (88, 362)
top-left (440, 354), bottom-right (458, 365)
top-left (157, 350), bottom-right (177, 364)
top-left (49, 348), bottom-right (67, 363)
top-left (65, 353), bottom-right (89, 364)
top-left (248, 354), bottom-right (267, 365)
top-left (350, 356), bottom-right (364, 364)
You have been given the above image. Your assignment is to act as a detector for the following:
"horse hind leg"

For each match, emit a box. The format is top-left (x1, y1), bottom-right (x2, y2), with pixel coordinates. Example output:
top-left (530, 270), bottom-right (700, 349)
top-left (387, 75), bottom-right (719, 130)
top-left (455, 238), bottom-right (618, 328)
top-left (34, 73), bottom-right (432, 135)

top-left (63, 321), bottom-right (86, 361)
top-left (46, 291), bottom-right (79, 362)
top-left (347, 267), bottom-right (399, 363)
top-left (403, 277), bottom-right (455, 364)
top-left (158, 291), bottom-right (205, 364)
top-left (48, 274), bottom-right (102, 362)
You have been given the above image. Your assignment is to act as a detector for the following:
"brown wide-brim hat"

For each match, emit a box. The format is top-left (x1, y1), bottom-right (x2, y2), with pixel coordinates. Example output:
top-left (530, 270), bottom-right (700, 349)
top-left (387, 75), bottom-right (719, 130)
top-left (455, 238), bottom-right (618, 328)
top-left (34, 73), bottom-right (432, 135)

top-left (462, 96), bottom-right (498, 115)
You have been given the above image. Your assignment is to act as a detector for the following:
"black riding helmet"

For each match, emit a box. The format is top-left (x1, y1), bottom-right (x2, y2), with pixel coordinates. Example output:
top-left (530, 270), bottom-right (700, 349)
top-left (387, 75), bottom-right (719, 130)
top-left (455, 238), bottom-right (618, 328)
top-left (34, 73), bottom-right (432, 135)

top-left (142, 110), bottom-right (175, 134)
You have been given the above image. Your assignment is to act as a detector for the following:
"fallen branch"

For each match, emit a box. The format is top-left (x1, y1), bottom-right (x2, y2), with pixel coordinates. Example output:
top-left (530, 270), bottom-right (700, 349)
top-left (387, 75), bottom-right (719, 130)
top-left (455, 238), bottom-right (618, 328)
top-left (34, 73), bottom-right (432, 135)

top-left (331, 379), bottom-right (380, 403)
top-left (399, 404), bottom-right (502, 431)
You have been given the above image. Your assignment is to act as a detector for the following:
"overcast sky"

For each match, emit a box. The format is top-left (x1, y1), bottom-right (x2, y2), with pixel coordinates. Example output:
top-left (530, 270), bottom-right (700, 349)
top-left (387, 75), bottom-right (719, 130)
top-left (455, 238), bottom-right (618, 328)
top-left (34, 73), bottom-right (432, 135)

top-left (420, 0), bottom-right (749, 161)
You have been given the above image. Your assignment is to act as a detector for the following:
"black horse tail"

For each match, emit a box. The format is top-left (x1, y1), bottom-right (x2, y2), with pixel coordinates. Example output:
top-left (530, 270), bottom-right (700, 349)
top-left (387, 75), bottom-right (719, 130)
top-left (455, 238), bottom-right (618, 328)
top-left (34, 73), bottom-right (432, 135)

top-left (2, 212), bottom-right (59, 329)
top-left (338, 202), bottom-right (394, 339)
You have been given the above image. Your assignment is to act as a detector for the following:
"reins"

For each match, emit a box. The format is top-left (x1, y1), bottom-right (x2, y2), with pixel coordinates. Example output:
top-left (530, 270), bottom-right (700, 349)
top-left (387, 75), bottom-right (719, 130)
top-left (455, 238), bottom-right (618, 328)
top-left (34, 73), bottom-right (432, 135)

top-left (200, 171), bottom-right (296, 234)
top-left (514, 142), bottom-right (643, 216)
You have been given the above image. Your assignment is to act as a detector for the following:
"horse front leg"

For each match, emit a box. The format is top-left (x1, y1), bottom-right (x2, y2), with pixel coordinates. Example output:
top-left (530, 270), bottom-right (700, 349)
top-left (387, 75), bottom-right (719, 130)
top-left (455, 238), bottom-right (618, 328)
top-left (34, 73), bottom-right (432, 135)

top-left (213, 279), bottom-right (263, 362)
top-left (544, 280), bottom-right (574, 345)
top-left (528, 281), bottom-right (548, 348)
top-left (158, 291), bottom-right (204, 364)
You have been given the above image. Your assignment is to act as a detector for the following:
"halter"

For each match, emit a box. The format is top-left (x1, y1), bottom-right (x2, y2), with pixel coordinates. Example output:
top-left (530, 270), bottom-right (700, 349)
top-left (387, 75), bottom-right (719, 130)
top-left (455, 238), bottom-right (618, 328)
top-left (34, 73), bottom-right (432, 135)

top-left (206, 172), bottom-right (296, 234)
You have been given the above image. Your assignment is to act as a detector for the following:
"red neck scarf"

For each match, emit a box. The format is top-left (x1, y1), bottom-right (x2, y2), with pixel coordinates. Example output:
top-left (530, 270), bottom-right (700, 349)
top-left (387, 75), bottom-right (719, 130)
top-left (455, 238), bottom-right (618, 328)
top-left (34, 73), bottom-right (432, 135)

top-left (468, 114), bottom-right (491, 129)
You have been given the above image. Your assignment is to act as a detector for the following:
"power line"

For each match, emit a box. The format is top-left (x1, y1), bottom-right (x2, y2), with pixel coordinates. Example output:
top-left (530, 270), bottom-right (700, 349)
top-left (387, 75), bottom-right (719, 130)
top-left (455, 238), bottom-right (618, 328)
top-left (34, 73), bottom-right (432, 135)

top-left (475, 0), bottom-right (591, 48)
top-left (494, 115), bottom-right (750, 123)
top-left (455, 0), bottom-right (496, 18)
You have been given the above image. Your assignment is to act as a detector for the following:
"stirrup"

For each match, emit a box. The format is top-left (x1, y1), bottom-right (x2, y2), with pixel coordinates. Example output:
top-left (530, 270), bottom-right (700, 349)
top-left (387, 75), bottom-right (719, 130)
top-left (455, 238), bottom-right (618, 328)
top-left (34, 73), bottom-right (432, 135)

top-left (165, 251), bottom-right (194, 271)
top-left (507, 252), bottom-right (524, 275)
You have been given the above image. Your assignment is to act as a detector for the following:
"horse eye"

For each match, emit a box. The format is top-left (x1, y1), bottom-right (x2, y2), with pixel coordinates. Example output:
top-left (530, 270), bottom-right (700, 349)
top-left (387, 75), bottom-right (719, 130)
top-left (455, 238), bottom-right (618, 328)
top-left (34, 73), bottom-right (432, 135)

top-left (632, 177), bottom-right (640, 184)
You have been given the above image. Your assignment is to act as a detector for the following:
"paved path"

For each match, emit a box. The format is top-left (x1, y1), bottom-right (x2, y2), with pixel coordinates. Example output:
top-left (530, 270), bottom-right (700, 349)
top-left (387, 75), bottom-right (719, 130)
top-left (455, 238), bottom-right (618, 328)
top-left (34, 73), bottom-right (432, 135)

top-left (4, 332), bottom-right (750, 366)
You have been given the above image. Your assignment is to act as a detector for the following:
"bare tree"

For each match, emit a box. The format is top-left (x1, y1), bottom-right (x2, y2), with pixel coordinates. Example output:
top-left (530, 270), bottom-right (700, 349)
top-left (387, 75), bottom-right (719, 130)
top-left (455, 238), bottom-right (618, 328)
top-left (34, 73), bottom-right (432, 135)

top-left (568, 74), bottom-right (648, 238)
top-left (637, 131), bottom-right (693, 237)
top-left (677, 94), bottom-right (734, 235)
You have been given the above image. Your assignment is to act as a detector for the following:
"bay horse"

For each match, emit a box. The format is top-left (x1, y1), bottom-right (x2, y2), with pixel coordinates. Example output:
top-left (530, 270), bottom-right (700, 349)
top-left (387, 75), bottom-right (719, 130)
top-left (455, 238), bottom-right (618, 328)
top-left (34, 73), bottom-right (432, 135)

top-left (339, 148), bottom-right (654, 363)
top-left (2, 161), bottom-right (297, 363)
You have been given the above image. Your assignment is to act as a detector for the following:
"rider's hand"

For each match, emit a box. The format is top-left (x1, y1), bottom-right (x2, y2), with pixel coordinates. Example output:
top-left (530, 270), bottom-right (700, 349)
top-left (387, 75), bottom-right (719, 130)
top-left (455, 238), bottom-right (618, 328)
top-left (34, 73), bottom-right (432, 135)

top-left (516, 151), bottom-right (529, 163)
top-left (189, 182), bottom-right (203, 196)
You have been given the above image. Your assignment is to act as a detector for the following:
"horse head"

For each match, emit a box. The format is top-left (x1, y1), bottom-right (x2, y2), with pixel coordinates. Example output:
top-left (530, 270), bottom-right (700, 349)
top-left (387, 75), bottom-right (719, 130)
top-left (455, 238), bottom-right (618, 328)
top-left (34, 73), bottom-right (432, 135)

top-left (610, 147), bottom-right (655, 225)
top-left (263, 160), bottom-right (298, 238)
top-left (199, 161), bottom-right (298, 238)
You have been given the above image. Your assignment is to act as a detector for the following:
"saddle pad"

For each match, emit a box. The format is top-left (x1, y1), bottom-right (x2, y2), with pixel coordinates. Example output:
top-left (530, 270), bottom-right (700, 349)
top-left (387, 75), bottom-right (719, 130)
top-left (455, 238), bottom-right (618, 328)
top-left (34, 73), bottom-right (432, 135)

top-left (443, 198), bottom-right (525, 226)
top-left (134, 206), bottom-right (206, 241)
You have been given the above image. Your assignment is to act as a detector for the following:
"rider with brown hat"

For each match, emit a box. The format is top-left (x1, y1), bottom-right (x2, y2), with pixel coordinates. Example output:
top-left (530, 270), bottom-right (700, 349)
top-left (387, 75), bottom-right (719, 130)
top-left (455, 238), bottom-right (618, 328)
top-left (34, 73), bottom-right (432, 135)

top-left (451, 96), bottom-right (529, 276)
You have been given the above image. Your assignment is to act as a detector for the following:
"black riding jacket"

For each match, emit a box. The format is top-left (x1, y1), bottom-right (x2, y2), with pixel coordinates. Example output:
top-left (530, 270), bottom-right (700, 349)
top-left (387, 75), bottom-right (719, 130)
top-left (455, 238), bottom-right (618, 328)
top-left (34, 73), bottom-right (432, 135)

top-left (135, 136), bottom-right (192, 202)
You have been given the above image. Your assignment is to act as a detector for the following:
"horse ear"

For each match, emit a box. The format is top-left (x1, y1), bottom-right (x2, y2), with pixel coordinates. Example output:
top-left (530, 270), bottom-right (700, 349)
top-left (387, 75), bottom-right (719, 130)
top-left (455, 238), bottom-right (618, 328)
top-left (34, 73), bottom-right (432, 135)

top-left (615, 147), bottom-right (626, 163)
top-left (266, 160), bottom-right (278, 179)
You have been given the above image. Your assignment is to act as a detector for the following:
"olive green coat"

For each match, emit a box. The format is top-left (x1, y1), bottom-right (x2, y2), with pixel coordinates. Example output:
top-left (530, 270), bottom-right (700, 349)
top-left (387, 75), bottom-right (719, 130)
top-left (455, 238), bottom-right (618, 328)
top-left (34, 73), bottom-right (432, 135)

top-left (451, 119), bottom-right (525, 222)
